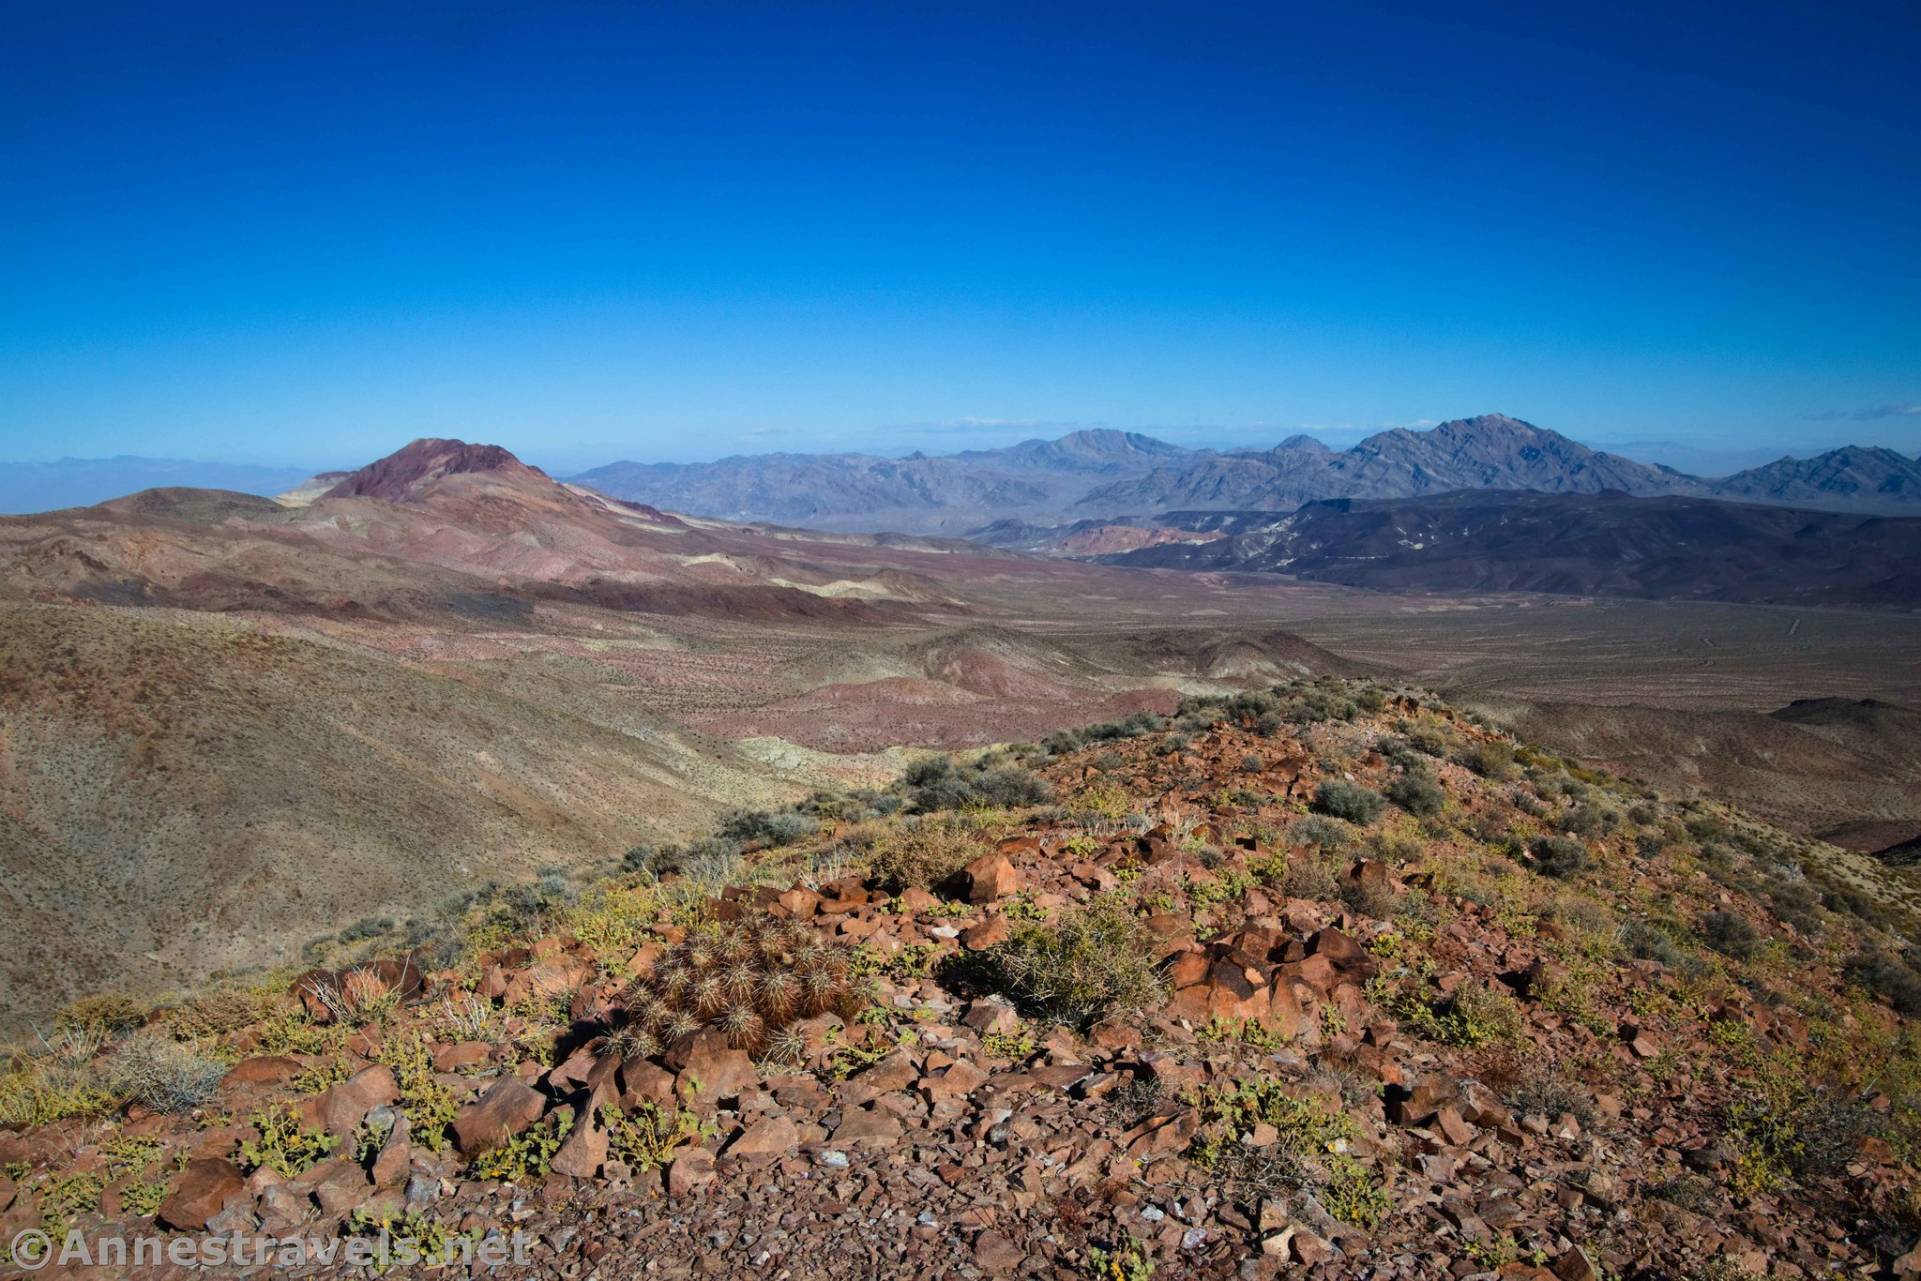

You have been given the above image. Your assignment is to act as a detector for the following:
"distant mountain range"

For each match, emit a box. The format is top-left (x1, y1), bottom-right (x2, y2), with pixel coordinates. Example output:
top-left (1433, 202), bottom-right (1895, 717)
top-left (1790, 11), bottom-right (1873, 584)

top-left (570, 415), bottom-right (1921, 532)
top-left (0, 455), bottom-right (318, 515)
top-left (12, 417), bottom-right (1918, 528)
top-left (1100, 490), bottom-right (1921, 609)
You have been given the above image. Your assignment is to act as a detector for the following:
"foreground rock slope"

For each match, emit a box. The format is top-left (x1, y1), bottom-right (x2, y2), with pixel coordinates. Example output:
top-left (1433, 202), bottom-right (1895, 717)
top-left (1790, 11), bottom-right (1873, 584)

top-left (3, 679), bottom-right (1918, 1279)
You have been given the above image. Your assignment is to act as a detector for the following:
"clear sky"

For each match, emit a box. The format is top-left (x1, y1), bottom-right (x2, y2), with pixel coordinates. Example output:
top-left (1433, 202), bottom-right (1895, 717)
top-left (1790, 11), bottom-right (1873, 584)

top-left (2, 0), bottom-right (1917, 469)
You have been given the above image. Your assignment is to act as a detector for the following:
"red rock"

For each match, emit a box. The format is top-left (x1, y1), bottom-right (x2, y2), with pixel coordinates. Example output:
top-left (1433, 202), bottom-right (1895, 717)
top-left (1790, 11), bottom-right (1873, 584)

top-left (1435, 1106), bottom-right (1475, 1145)
top-left (1168, 954), bottom-right (1270, 1025)
top-left (898, 887), bottom-right (940, 913)
top-left (1391, 1073), bottom-right (1459, 1125)
top-left (973, 1229), bottom-right (1025, 1274)
top-left (922, 1060), bottom-right (990, 1099)
top-left (308, 1065), bottom-right (400, 1139)
top-left (832, 1108), bottom-right (904, 1148)
top-left (664, 1029), bottom-right (757, 1106)
top-left (1555, 1246), bottom-right (1601, 1281)
top-left (551, 1109), bottom-right (608, 1179)
top-left (433, 1041), bottom-right (493, 1073)
top-left (963, 998), bottom-right (1019, 1035)
top-left (369, 1115), bottom-right (411, 1189)
top-left (1347, 858), bottom-right (1391, 890)
top-left (222, 1056), bottom-right (304, 1087)
top-left (453, 1078), bottom-right (547, 1155)
top-left (1306, 927), bottom-right (1368, 970)
top-left (618, 1058), bottom-right (677, 1109)
top-left (666, 1147), bottom-right (715, 1197)
top-left (502, 958), bottom-right (591, 1010)
top-left (309, 1158), bottom-right (372, 1216)
top-left (158, 1158), bottom-right (247, 1231)
top-left (723, 1116), bottom-right (798, 1159)
top-left (776, 888), bottom-right (821, 918)
top-left (961, 914), bottom-right (1011, 949)
top-left (1290, 1228), bottom-right (1332, 1266)
top-left (964, 853), bottom-right (1021, 903)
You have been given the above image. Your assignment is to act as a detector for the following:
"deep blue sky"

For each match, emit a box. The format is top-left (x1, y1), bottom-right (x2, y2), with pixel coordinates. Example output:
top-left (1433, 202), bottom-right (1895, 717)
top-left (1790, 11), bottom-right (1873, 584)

top-left (3, 0), bottom-right (1917, 470)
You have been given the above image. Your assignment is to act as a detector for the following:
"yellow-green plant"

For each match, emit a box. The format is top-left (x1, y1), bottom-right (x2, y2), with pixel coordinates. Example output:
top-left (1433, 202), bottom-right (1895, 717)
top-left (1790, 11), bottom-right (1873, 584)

top-left (241, 1103), bottom-right (339, 1176)
top-left (602, 1102), bottom-right (708, 1172)
top-left (377, 1034), bottom-right (458, 1151)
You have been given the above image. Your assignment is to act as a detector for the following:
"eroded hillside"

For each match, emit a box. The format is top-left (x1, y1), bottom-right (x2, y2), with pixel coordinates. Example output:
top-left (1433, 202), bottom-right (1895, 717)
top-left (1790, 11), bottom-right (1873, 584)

top-left (3, 680), bottom-right (1916, 1278)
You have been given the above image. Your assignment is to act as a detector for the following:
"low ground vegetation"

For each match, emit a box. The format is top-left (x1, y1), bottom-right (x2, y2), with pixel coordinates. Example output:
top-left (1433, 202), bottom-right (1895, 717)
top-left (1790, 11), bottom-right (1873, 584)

top-left (2, 676), bottom-right (1917, 1278)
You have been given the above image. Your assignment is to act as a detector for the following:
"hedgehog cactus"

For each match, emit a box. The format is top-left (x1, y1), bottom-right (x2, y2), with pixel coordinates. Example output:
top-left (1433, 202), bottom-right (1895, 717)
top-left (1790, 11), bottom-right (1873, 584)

top-left (602, 915), bottom-right (863, 1060)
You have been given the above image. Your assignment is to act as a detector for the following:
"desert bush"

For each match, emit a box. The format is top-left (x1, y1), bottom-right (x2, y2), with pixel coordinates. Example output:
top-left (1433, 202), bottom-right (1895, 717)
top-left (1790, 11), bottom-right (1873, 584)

top-left (1503, 1070), bottom-right (1596, 1127)
top-left (108, 1031), bottom-right (224, 1113)
top-left (599, 914), bottom-right (864, 1061)
top-left (1279, 851), bottom-right (1344, 900)
top-left (161, 985), bottom-right (282, 1040)
top-left (905, 756), bottom-right (1051, 812)
top-left (716, 807), bottom-right (820, 847)
top-left (1386, 982), bottom-right (1524, 1047)
top-left (470, 1111), bottom-right (571, 1182)
top-left (1619, 919), bottom-right (1699, 972)
top-left (867, 816), bottom-right (988, 891)
top-left (1289, 816), bottom-right (1354, 853)
top-left (1189, 1079), bottom-right (1388, 1227)
top-left (1435, 986), bottom-right (1524, 1046)
top-left (1385, 773), bottom-right (1445, 818)
top-left (1699, 910), bottom-right (1761, 961)
top-left (1314, 781), bottom-right (1384, 824)
top-left (1529, 835), bottom-right (1590, 880)
top-left (1339, 877), bottom-right (1398, 919)
top-left (1395, 720), bottom-right (1450, 756)
top-left (1559, 802), bottom-right (1620, 838)
top-left (1459, 741), bottom-right (1518, 781)
top-left (982, 896), bottom-right (1163, 1030)
top-left (0, 1033), bottom-right (114, 1128)
top-left (1845, 950), bottom-right (1921, 1016)
top-left (54, 994), bottom-right (147, 1037)
top-left (1281, 686), bottom-right (1359, 724)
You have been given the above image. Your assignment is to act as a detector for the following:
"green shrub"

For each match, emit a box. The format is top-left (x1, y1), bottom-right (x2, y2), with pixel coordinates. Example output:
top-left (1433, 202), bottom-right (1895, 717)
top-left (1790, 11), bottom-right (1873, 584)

top-left (1529, 835), bottom-right (1590, 880)
top-left (1289, 816), bottom-right (1354, 853)
top-left (716, 808), bottom-right (820, 847)
top-left (1459, 741), bottom-right (1518, 781)
top-left (1844, 950), bottom-right (1921, 1015)
top-left (54, 994), bottom-right (147, 1037)
top-left (905, 756), bottom-right (1052, 812)
top-left (1385, 773), bottom-right (1445, 818)
top-left (983, 897), bottom-right (1163, 1030)
top-left (1699, 910), bottom-right (1761, 961)
top-left (1314, 781), bottom-right (1384, 825)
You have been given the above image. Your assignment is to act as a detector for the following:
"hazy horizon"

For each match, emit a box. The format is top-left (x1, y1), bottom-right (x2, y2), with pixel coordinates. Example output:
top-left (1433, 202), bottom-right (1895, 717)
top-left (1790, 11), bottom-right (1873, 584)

top-left (4, 417), bottom-right (1917, 485)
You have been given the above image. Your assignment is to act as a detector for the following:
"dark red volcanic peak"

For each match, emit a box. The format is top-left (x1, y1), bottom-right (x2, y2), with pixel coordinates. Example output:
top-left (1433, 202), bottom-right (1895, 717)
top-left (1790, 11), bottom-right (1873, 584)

top-left (322, 438), bottom-right (545, 501)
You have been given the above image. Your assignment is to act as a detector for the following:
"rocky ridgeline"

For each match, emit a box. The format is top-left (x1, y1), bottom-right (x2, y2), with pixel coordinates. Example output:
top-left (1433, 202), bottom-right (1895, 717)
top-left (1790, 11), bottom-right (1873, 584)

top-left (2, 682), bottom-right (1919, 1279)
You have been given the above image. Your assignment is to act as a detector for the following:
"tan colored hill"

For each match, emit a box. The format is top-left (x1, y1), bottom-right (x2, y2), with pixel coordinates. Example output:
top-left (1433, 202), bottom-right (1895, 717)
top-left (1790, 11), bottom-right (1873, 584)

top-left (0, 603), bottom-right (811, 1032)
top-left (0, 441), bottom-right (1371, 1033)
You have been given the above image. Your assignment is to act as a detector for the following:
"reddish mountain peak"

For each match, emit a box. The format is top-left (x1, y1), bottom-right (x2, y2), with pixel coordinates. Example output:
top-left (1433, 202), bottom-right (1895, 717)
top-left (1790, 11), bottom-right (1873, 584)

top-left (323, 438), bottom-right (545, 502)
